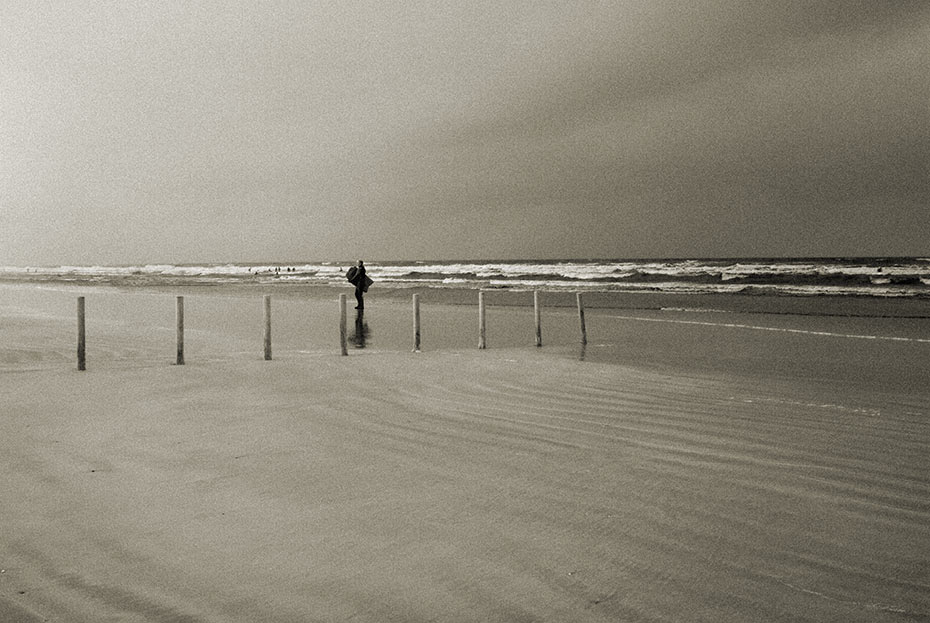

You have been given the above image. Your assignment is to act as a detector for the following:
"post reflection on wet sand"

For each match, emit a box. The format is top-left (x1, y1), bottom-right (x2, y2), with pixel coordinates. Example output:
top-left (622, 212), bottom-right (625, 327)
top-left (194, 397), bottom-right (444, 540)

top-left (352, 309), bottom-right (370, 349)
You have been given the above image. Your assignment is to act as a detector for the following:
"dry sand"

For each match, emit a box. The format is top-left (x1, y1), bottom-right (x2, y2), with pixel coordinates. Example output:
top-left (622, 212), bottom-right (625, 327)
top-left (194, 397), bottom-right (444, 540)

top-left (2, 284), bottom-right (929, 622)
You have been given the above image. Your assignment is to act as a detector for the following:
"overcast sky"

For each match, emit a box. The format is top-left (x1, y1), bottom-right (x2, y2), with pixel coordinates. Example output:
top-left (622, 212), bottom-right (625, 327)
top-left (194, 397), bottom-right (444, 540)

top-left (2, 1), bottom-right (928, 264)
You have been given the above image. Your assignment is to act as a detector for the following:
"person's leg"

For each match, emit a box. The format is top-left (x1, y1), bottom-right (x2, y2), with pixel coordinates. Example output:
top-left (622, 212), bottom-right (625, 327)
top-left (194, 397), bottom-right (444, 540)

top-left (355, 288), bottom-right (364, 309)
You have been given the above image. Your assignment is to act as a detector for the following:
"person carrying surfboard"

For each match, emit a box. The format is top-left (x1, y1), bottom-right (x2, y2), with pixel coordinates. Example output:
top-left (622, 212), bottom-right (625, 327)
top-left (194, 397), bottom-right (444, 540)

top-left (346, 259), bottom-right (369, 310)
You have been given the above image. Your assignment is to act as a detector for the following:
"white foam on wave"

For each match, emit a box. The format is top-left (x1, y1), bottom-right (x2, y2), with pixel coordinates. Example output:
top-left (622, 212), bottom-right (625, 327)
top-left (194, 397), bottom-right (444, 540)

top-left (3, 259), bottom-right (929, 297)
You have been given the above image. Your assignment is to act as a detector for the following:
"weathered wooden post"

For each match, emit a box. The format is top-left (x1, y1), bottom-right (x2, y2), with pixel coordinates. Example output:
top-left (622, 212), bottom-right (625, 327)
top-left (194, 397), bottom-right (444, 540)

top-left (339, 293), bottom-right (348, 355)
top-left (478, 290), bottom-right (486, 349)
top-left (263, 295), bottom-right (272, 361)
top-left (412, 293), bottom-right (421, 352)
top-left (576, 292), bottom-right (587, 345)
top-left (534, 290), bottom-right (542, 347)
top-left (77, 296), bottom-right (86, 371)
top-left (176, 296), bottom-right (184, 365)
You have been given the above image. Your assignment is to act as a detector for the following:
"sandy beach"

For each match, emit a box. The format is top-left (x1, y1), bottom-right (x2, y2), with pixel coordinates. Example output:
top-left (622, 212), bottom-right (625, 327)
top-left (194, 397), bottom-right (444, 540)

top-left (2, 284), bottom-right (929, 622)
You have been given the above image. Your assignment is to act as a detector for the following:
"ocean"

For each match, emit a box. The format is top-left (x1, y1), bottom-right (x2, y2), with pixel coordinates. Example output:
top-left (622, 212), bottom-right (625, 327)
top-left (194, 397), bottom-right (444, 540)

top-left (2, 257), bottom-right (930, 298)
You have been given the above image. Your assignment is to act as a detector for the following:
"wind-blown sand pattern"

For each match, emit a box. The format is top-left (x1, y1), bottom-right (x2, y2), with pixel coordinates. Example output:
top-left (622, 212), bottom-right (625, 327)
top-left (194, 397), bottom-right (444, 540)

top-left (2, 285), bottom-right (929, 621)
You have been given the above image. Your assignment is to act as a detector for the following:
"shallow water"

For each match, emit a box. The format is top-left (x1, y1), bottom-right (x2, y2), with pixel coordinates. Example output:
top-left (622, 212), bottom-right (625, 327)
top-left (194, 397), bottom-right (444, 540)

top-left (3, 284), bottom-right (929, 403)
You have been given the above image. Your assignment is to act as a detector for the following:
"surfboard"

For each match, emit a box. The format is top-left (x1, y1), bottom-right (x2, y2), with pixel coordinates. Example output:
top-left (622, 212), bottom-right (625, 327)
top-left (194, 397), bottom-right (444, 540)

top-left (346, 267), bottom-right (373, 291)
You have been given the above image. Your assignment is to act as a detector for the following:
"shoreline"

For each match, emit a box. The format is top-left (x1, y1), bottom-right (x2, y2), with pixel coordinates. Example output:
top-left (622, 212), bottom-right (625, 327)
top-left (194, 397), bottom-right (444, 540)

top-left (4, 277), bottom-right (930, 316)
top-left (2, 281), bottom-right (929, 621)
top-left (3, 281), bottom-right (929, 399)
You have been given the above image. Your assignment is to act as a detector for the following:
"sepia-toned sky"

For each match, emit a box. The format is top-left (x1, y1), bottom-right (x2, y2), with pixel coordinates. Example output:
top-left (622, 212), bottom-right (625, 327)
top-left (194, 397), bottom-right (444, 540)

top-left (2, 1), bottom-right (928, 264)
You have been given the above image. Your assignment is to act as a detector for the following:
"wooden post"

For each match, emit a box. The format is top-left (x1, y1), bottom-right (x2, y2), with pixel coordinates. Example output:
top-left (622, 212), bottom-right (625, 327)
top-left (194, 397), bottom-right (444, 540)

top-left (263, 295), bottom-right (272, 361)
top-left (176, 296), bottom-right (184, 365)
top-left (534, 290), bottom-right (542, 347)
top-left (577, 292), bottom-right (587, 345)
top-left (339, 293), bottom-right (348, 355)
top-left (412, 293), bottom-right (421, 352)
top-left (478, 290), bottom-right (486, 349)
top-left (77, 296), bottom-right (86, 371)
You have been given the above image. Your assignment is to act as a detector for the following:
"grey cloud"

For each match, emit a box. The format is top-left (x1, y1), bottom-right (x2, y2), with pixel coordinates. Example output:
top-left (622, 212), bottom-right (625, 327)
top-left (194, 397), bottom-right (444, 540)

top-left (1, 1), bottom-right (928, 263)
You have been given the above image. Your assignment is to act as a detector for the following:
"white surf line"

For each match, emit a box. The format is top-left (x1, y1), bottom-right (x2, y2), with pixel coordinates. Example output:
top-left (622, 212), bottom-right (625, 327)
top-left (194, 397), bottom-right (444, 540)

top-left (606, 314), bottom-right (930, 344)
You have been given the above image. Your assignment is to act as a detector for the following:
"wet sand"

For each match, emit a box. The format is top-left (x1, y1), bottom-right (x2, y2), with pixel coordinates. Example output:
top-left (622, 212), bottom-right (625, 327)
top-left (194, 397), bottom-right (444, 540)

top-left (1, 284), bottom-right (929, 621)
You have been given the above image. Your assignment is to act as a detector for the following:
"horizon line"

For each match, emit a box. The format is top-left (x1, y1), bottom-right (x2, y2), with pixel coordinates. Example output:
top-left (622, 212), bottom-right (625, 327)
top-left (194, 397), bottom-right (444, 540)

top-left (3, 255), bottom-right (929, 269)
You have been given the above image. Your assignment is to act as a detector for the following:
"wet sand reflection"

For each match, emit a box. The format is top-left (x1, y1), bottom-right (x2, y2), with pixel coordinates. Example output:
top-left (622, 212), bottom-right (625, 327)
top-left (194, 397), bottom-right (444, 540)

top-left (352, 309), bottom-right (370, 349)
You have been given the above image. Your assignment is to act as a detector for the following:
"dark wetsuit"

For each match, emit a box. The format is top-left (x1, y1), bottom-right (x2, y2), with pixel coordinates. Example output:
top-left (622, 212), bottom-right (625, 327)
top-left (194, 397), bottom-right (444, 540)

top-left (354, 265), bottom-right (366, 309)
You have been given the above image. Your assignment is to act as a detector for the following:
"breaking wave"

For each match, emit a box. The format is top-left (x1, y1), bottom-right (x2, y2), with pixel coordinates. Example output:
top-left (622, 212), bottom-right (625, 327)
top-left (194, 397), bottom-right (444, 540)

top-left (2, 258), bottom-right (929, 298)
